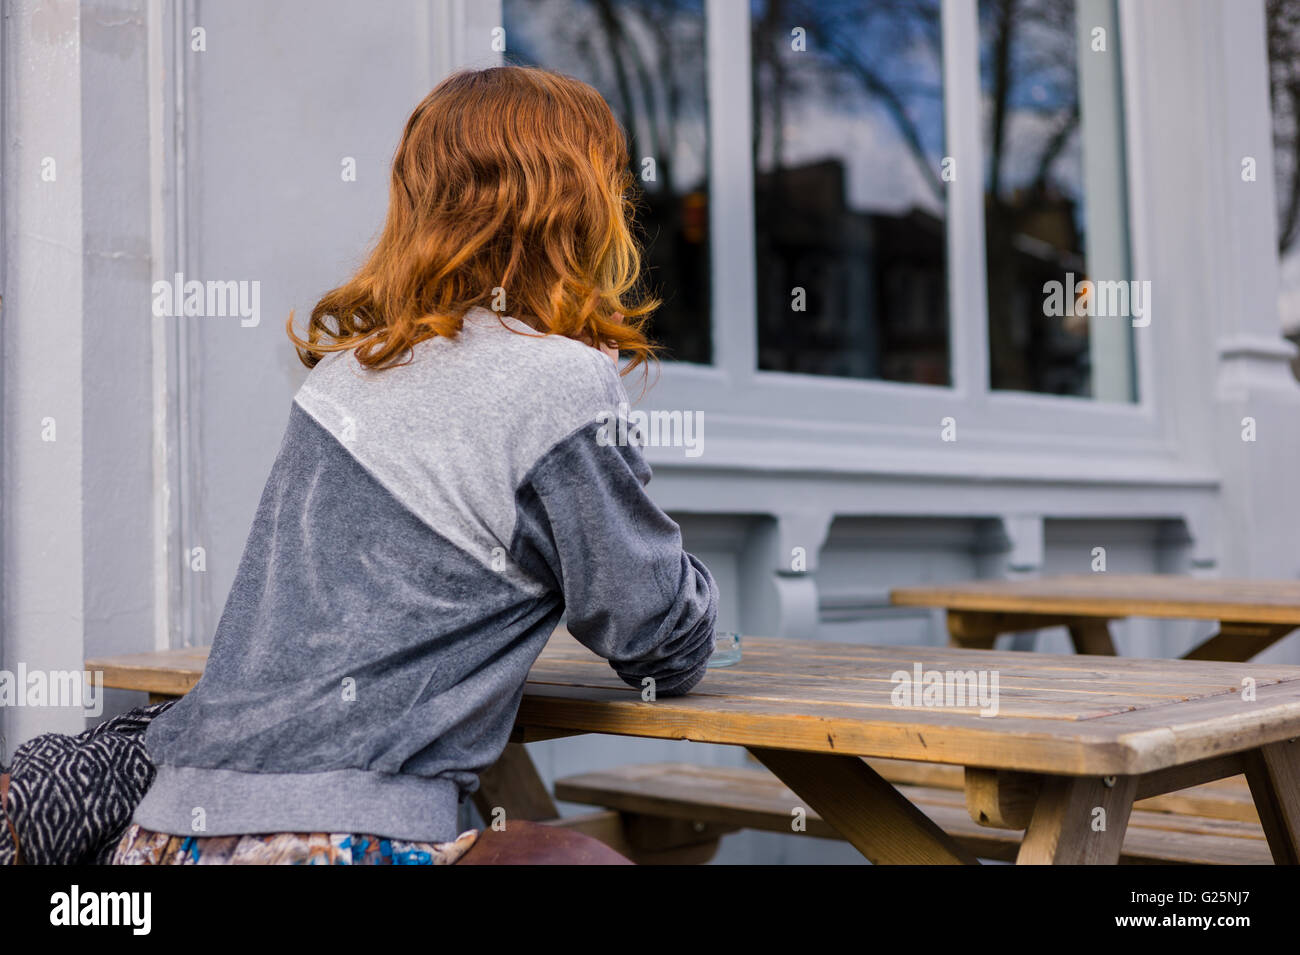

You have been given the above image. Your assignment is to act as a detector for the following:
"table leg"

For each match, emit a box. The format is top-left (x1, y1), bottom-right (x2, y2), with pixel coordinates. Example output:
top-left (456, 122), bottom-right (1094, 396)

top-left (1243, 739), bottom-right (1300, 864)
top-left (1183, 623), bottom-right (1297, 662)
top-left (1067, 619), bottom-right (1117, 656)
top-left (946, 611), bottom-right (998, 650)
top-left (473, 742), bottom-right (559, 823)
top-left (747, 747), bottom-right (979, 865)
top-left (1016, 774), bottom-right (1136, 865)
top-left (477, 739), bottom-right (726, 864)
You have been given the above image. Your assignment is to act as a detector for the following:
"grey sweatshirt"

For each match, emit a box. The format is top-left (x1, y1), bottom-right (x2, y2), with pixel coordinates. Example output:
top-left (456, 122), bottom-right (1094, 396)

top-left (133, 307), bottom-right (719, 842)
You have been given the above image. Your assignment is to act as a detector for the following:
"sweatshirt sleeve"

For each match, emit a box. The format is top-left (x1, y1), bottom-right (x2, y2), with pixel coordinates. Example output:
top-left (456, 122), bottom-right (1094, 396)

top-left (508, 372), bottom-right (719, 697)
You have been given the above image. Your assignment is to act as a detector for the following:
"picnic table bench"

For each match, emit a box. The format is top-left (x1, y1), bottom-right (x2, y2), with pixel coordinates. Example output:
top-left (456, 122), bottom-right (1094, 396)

top-left (890, 573), bottom-right (1300, 660)
top-left (88, 629), bottom-right (1300, 865)
top-left (555, 759), bottom-right (1273, 864)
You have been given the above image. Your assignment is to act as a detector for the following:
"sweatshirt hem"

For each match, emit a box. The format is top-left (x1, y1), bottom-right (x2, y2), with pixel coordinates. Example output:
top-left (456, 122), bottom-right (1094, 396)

top-left (133, 765), bottom-right (462, 843)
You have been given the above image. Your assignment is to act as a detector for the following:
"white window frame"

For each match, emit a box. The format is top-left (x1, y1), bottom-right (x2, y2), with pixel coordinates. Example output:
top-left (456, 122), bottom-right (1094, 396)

top-left (445, 0), bottom-right (1196, 487)
top-left (618, 0), bottom-right (1178, 481)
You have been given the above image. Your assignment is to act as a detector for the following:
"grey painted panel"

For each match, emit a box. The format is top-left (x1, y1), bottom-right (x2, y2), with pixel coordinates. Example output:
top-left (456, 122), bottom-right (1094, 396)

top-left (181, 0), bottom-right (440, 641)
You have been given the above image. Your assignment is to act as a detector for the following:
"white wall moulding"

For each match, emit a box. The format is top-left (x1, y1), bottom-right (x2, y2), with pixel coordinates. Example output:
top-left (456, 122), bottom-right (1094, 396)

top-left (2, 0), bottom-right (85, 748)
top-left (735, 512), bottom-right (834, 639)
top-left (1205, 0), bottom-right (1300, 579)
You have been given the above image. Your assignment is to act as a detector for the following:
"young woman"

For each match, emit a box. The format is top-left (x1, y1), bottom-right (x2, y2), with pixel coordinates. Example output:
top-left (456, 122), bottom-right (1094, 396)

top-left (113, 66), bottom-right (719, 865)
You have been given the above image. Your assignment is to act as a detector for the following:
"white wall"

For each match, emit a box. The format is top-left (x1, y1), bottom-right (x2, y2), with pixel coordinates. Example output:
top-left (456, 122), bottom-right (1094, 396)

top-left (1, 0), bottom-right (159, 754)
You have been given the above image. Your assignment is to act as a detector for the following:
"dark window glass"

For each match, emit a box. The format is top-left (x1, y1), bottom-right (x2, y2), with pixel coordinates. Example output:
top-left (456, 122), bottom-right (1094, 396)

top-left (503, 0), bottom-right (712, 364)
top-left (980, 0), bottom-right (1135, 400)
top-left (1266, 0), bottom-right (1300, 380)
top-left (752, 0), bottom-right (949, 384)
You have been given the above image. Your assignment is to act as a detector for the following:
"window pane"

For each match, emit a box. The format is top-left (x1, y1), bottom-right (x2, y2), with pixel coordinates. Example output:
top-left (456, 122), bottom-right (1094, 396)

top-left (980, 0), bottom-right (1136, 400)
top-left (502, 0), bottom-right (712, 364)
top-left (1267, 0), bottom-right (1300, 380)
top-left (752, 0), bottom-right (949, 384)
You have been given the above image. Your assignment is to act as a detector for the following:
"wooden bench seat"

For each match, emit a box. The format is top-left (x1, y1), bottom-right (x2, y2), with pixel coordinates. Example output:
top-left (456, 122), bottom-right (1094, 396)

top-left (554, 762), bottom-right (1271, 865)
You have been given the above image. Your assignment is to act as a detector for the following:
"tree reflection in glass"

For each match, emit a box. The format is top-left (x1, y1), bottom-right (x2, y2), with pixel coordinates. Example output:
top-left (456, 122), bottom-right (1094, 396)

top-left (752, 0), bottom-right (949, 383)
top-left (503, 0), bottom-right (712, 364)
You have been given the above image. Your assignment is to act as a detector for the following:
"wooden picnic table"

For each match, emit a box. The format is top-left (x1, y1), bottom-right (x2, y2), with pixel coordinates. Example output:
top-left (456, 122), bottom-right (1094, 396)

top-left (88, 631), bottom-right (1300, 865)
top-left (890, 573), bottom-right (1300, 661)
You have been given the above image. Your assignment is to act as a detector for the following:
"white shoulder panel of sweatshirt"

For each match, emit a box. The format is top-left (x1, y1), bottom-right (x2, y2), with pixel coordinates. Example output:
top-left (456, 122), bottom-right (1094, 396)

top-left (294, 307), bottom-right (627, 597)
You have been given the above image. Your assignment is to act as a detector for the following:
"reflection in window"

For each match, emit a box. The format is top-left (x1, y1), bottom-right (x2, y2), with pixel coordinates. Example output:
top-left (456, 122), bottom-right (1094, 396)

top-left (502, 0), bottom-right (711, 364)
top-left (752, 0), bottom-right (948, 384)
top-left (1266, 0), bottom-right (1300, 380)
top-left (980, 0), bottom-right (1135, 400)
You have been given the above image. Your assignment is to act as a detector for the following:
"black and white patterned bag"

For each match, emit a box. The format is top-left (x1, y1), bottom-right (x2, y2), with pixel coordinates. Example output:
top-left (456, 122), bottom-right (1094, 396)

top-left (0, 700), bottom-right (174, 865)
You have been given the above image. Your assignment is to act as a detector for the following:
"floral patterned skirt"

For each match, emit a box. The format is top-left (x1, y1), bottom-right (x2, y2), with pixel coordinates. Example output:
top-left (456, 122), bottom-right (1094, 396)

top-left (111, 822), bottom-right (479, 865)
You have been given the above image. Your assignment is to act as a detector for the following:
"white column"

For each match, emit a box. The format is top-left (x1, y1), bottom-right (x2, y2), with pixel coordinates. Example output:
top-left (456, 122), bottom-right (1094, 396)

top-left (1209, 0), bottom-right (1300, 577)
top-left (2, 0), bottom-right (160, 753)
top-left (2, 0), bottom-right (88, 749)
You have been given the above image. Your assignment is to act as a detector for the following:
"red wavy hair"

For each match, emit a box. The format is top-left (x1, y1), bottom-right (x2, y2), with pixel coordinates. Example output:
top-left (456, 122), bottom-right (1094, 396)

top-left (288, 66), bottom-right (659, 374)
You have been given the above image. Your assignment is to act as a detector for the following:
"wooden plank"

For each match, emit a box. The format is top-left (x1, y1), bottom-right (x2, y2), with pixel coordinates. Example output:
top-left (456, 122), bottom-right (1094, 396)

top-left (86, 648), bottom-right (208, 697)
top-left (746, 747), bottom-right (979, 865)
top-left (1137, 776), bottom-right (1259, 823)
top-left (966, 753), bottom-right (1246, 831)
top-left (508, 726), bottom-right (586, 743)
top-left (923, 790), bottom-right (1269, 865)
top-left (1183, 623), bottom-right (1297, 662)
top-left (872, 756), bottom-right (1259, 823)
top-left (537, 635), bottom-right (1293, 688)
top-left (555, 763), bottom-right (1271, 865)
top-left (1243, 739), bottom-right (1300, 864)
top-left (865, 757), bottom-right (965, 790)
top-left (872, 756), bottom-right (1259, 820)
top-left (556, 762), bottom-right (841, 838)
top-left (472, 742), bottom-right (557, 824)
top-left (89, 637), bottom-right (1300, 777)
top-left (892, 574), bottom-right (1300, 625)
top-left (517, 673), bottom-right (1300, 776)
top-left (96, 634), bottom-right (1284, 717)
top-left (110, 638), bottom-right (1286, 705)
top-left (1017, 774), bottom-right (1137, 864)
top-left (1069, 619), bottom-right (1117, 656)
top-left (538, 629), bottom-right (1295, 694)
top-left (1133, 753), bottom-right (1246, 800)
top-left (949, 611), bottom-right (1088, 645)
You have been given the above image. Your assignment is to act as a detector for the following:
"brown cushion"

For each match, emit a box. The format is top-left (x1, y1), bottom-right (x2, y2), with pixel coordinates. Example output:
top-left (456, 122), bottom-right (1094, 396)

top-left (456, 819), bottom-right (633, 865)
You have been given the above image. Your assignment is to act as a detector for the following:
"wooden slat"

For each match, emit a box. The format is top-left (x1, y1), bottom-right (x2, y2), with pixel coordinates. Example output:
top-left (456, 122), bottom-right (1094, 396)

top-left (86, 647), bottom-right (209, 697)
top-left (1184, 623), bottom-right (1297, 662)
top-left (557, 762), bottom-right (843, 838)
top-left (90, 636), bottom-right (1300, 777)
top-left (1133, 753), bottom-right (1247, 800)
top-left (554, 763), bottom-right (1271, 865)
top-left (891, 574), bottom-right (1300, 625)
top-left (865, 757), bottom-right (965, 790)
top-left (949, 612), bottom-right (1114, 645)
top-left (517, 674), bottom-right (1300, 776)
top-left (1137, 776), bottom-right (1259, 824)
top-left (927, 793), bottom-right (1270, 865)
top-left (868, 756), bottom-right (1260, 823)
